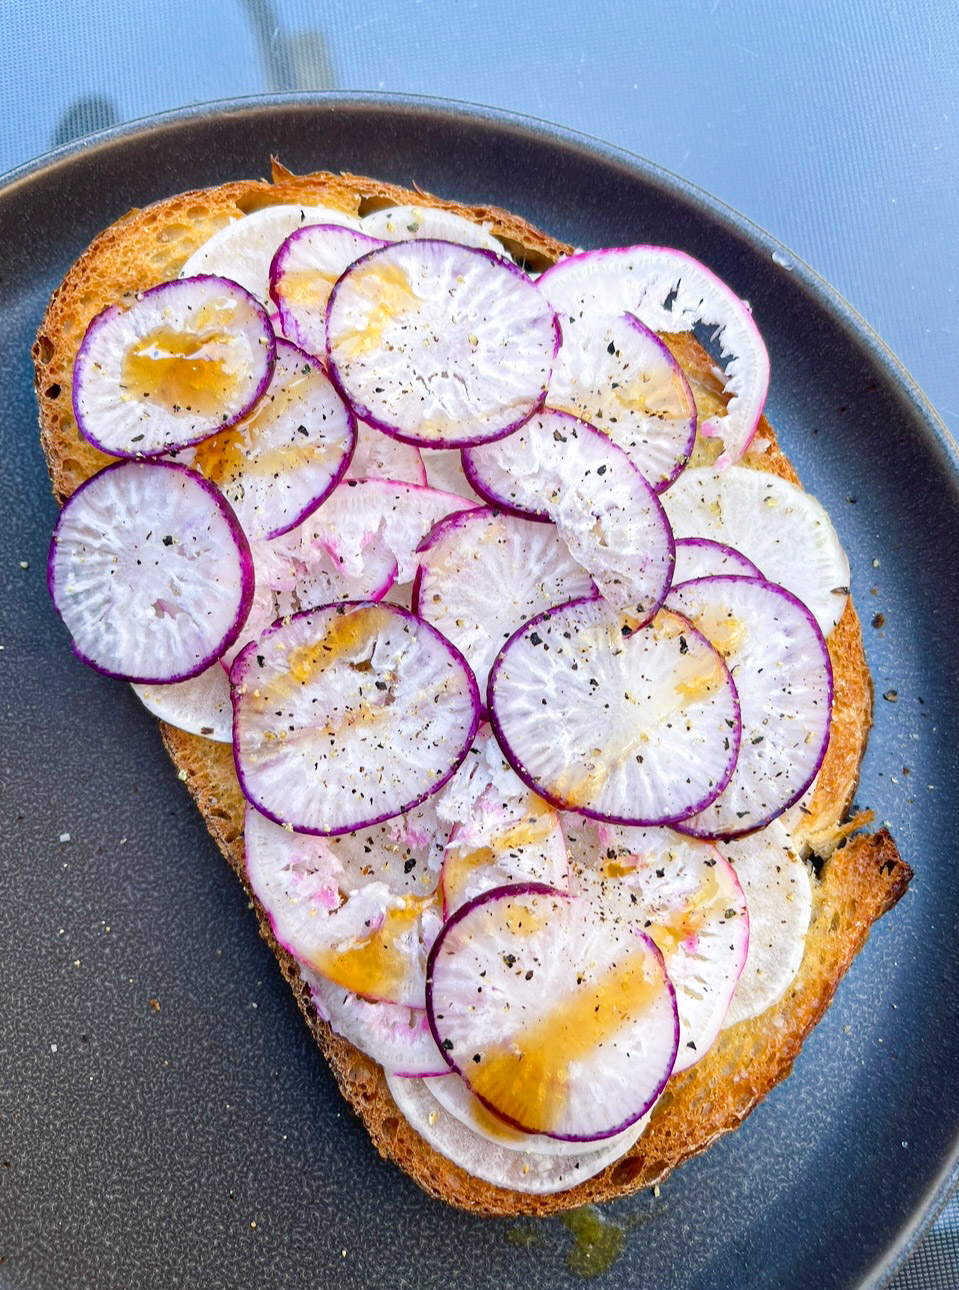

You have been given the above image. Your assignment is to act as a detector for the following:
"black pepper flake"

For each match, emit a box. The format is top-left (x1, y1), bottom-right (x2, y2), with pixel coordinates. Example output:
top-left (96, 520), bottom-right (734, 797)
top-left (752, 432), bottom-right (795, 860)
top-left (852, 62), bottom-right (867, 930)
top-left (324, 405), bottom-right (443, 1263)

top-left (679, 635), bottom-right (688, 655)
top-left (472, 1053), bottom-right (481, 1064)
top-left (607, 341), bottom-right (616, 355)
top-left (529, 632), bottom-right (542, 646)
top-left (525, 970), bottom-right (534, 981)
top-left (403, 858), bottom-right (416, 873)
top-left (503, 953), bottom-right (516, 968)
top-left (597, 464), bottom-right (607, 476)
top-left (442, 1038), bottom-right (454, 1051)
top-left (162, 535), bottom-right (174, 546)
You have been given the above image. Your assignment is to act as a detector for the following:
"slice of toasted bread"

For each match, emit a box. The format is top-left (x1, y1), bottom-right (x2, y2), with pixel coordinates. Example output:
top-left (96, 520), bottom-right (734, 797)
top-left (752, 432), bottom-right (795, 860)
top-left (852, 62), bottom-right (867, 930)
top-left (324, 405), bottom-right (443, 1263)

top-left (33, 164), bottom-right (911, 1217)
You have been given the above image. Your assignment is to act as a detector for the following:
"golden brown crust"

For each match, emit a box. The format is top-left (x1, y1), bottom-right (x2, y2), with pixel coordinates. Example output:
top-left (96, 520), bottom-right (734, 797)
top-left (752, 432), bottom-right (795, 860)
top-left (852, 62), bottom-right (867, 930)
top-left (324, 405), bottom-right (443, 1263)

top-left (37, 167), bottom-right (908, 1218)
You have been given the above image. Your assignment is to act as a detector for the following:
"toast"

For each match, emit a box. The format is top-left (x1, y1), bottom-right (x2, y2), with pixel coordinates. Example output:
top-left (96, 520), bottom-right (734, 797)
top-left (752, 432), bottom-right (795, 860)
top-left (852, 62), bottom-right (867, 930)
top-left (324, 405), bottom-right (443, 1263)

top-left (33, 162), bottom-right (912, 1217)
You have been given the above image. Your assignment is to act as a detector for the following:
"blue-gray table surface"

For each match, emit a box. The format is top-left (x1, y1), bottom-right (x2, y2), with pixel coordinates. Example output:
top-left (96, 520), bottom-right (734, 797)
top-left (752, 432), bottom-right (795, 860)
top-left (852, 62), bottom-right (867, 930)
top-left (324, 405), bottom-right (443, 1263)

top-left (3, 2), bottom-right (957, 1287)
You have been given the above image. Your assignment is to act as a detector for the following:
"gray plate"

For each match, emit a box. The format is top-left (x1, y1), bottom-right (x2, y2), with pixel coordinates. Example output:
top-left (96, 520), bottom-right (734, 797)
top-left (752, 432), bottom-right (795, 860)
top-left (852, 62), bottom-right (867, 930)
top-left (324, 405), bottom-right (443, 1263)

top-left (1, 94), bottom-right (956, 1290)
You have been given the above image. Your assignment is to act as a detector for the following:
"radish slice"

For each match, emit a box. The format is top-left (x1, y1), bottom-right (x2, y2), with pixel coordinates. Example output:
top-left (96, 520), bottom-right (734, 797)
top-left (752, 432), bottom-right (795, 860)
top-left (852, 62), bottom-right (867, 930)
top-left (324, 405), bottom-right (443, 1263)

top-left (666, 576), bottom-right (832, 839)
top-left (345, 421), bottom-right (427, 485)
top-left (425, 1072), bottom-right (644, 1157)
top-left (177, 339), bottom-right (355, 540)
top-left (131, 663), bottom-right (232, 741)
top-left (421, 448), bottom-right (484, 503)
top-left (435, 727), bottom-right (570, 916)
top-left (426, 883), bottom-right (678, 1140)
top-left (360, 204), bottom-right (506, 254)
top-left (326, 240), bottom-right (559, 447)
top-left (720, 821), bottom-right (812, 1026)
top-left (548, 312), bottom-right (696, 491)
top-left (304, 970), bottom-right (447, 1076)
top-left (463, 410), bottom-right (674, 618)
top-left (270, 224), bottom-right (388, 359)
top-left (488, 598), bottom-right (741, 827)
top-left (537, 247), bottom-right (769, 462)
top-left (663, 467), bottom-right (850, 636)
top-left (386, 1072), bottom-right (649, 1194)
top-left (564, 828), bottom-right (748, 1071)
top-left (674, 537), bottom-right (761, 584)
top-left (244, 805), bottom-right (446, 1006)
top-left (49, 460), bottom-right (253, 683)
top-left (73, 277), bottom-right (275, 458)
top-left (232, 602), bottom-right (480, 835)
top-left (412, 507), bottom-right (595, 700)
top-left (180, 204), bottom-right (361, 306)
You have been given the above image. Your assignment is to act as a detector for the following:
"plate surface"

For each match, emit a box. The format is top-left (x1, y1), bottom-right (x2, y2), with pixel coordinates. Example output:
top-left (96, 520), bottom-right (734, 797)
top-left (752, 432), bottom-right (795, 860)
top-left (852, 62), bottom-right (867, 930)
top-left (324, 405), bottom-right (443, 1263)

top-left (1, 94), bottom-right (957, 1290)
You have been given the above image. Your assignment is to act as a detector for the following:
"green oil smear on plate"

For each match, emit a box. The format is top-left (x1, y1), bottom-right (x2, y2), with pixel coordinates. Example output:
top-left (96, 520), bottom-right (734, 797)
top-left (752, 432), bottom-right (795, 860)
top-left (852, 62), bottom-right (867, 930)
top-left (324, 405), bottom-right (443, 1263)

top-left (561, 1206), bottom-right (627, 1279)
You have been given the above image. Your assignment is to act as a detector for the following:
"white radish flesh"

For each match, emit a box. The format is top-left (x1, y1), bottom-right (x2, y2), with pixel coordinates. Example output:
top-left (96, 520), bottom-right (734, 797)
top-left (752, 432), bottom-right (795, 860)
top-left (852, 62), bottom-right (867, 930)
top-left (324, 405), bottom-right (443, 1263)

top-left (326, 240), bottom-right (559, 447)
top-left (488, 598), bottom-right (741, 827)
top-left (74, 276), bottom-right (275, 458)
top-left (305, 970), bottom-right (447, 1076)
top-left (463, 410), bottom-right (674, 618)
top-left (663, 467), bottom-right (850, 636)
top-left (131, 663), bottom-right (232, 741)
top-left (360, 204), bottom-right (506, 254)
top-left (49, 460), bottom-right (253, 683)
top-left (232, 602), bottom-right (480, 835)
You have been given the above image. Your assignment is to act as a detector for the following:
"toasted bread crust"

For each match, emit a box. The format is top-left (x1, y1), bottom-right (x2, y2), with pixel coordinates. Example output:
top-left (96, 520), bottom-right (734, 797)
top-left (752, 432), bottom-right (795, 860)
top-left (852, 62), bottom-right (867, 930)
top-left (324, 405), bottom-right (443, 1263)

top-left (35, 166), bottom-right (909, 1217)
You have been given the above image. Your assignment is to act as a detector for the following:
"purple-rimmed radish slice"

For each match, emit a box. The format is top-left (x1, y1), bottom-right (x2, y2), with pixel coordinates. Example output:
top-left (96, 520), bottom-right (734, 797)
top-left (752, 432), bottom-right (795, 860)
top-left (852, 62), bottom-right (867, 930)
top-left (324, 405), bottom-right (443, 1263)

top-left (179, 339), bottom-right (355, 540)
top-left (666, 576), bottom-right (832, 839)
top-left (464, 410), bottom-right (674, 618)
top-left (232, 601), bottom-right (480, 836)
top-left (49, 460), bottom-right (253, 683)
top-left (326, 240), bottom-right (559, 448)
top-left (131, 664), bottom-right (232, 742)
top-left (488, 597), bottom-right (740, 826)
top-left (244, 806), bottom-right (445, 1006)
top-left (548, 312), bottom-right (696, 491)
top-left (720, 820), bottom-right (812, 1027)
top-left (435, 726), bottom-right (569, 916)
top-left (360, 204), bottom-right (506, 254)
top-left (270, 224), bottom-right (388, 358)
top-left (673, 537), bottom-right (761, 585)
top-left (304, 970), bottom-right (447, 1076)
top-left (385, 1073), bottom-right (649, 1194)
top-left (426, 883), bottom-right (678, 1140)
top-left (538, 247), bottom-right (769, 463)
top-left (73, 276), bottom-right (275, 458)
top-left (180, 204), bottom-right (361, 307)
top-left (345, 421), bottom-right (427, 485)
top-left (663, 467), bottom-right (850, 636)
top-left (565, 828), bottom-right (748, 1071)
top-left (412, 507), bottom-right (595, 700)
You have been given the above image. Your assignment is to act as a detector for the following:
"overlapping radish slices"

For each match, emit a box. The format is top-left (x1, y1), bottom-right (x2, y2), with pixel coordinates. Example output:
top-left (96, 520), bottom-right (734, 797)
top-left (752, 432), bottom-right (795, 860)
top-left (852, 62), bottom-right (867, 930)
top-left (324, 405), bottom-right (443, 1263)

top-left (50, 200), bottom-right (851, 1193)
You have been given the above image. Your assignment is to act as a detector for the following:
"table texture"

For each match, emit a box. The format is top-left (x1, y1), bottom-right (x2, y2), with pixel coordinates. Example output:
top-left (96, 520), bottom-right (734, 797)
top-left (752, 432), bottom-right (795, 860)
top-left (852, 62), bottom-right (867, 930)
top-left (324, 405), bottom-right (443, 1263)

top-left (2, 3), bottom-right (957, 1287)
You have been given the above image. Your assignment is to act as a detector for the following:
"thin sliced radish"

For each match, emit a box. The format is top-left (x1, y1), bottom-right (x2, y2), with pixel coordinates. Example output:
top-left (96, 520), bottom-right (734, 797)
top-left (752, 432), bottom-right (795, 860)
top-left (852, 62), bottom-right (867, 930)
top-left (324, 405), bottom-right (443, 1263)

top-left (463, 410), bottom-right (674, 618)
top-left (360, 204), bottom-right (506, 254)
top-left (720, 820), bottom-right (812, 1026)
top-left (538, 247), bottom-right (769, 462)
top-left (131, 663), bottom-right (232, 741)
top-left (73, 276), bottom-right (275, 458)
top-left (49, 460), bottom-right (253, 683)
top-left (548, 312), bottom-right (696, 491)
top-left (425, 1072), bottom-right (645, 1157)
top-left (435, 726), bottom-right (569, 916)
top-left (412, 507), bottom-right (595, 700)
top-left (304, 969), bottom-right (447, 1076)
top-left (326, 240), bottom-right (559, 447)
top-left (176, 339), bottom-right (355, 540)
top-left (244, 806), bottom-right (445, 1006)
top-left (663, 467), bottom-right (850, 635)
top-left (565, 827), bottom-right (748, 1071)
top-left (345, 421), bottom-right (426, 485)
top-left (488, 598), bottom-right (740, 827)
top-left (666, 576), bottom-right (832, 839)
top-left (180, 204), bottom-right (361, 306)
top-left (270, 224), bottom-right (388, 358)
top-left (386, 1072), bottom-right (649, 1194)
top-left (674, 537), bottom-right (761, 584)
top-left (426, 883), bottom-right (678, 1140)
top-left (421, 448), bottom-right (484, 503)
top-left (232, 602), bottom-right (480, 835)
